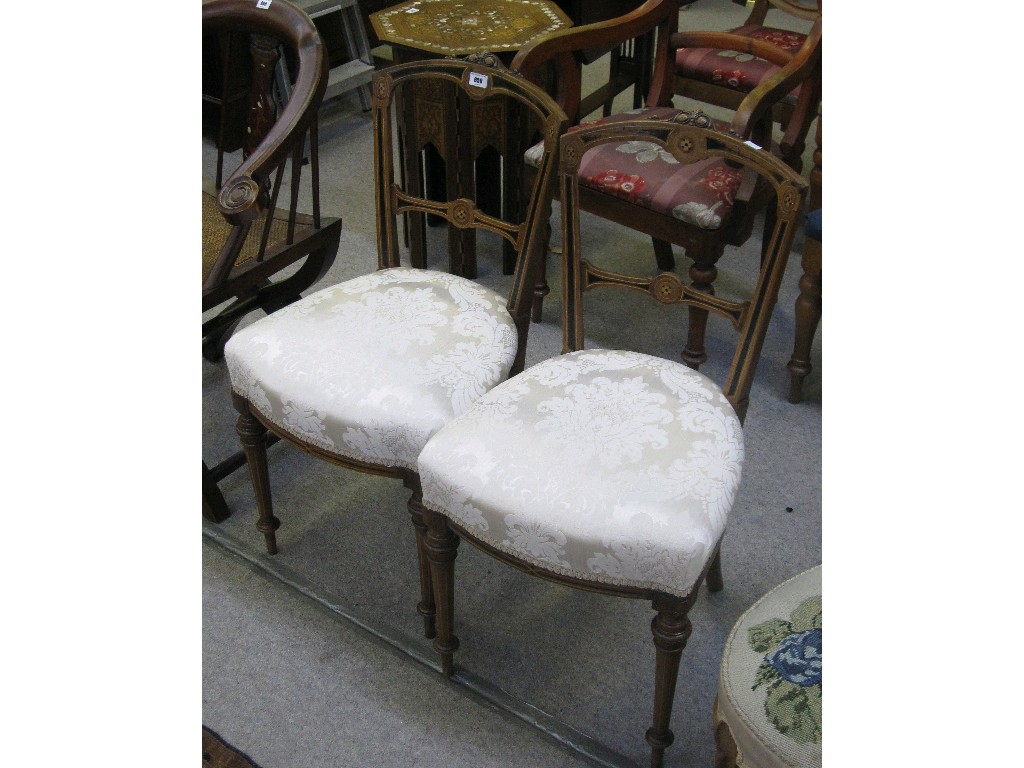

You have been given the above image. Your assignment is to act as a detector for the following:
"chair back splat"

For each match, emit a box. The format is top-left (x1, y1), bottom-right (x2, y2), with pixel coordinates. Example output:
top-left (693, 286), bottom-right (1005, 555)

top-left (560, 121), bottom-right (807, 422)
top-left (370, 56), bottom-right (568, 373)
top-left (415, 120), bottom-right (807, 766)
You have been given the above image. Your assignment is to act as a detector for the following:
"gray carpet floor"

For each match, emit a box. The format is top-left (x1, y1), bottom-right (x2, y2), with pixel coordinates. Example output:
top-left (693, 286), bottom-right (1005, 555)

top-left (203, 2), bottom-right (821, 766)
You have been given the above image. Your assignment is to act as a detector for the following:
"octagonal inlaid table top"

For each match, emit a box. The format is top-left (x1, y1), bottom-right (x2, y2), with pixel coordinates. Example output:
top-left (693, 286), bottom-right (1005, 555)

top-left (370, 0), bottom-right (572, 57)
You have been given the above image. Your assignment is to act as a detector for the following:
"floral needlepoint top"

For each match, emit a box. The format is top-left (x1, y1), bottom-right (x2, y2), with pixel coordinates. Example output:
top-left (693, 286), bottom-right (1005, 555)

top-left (748, 594), bottom-right (822, 745)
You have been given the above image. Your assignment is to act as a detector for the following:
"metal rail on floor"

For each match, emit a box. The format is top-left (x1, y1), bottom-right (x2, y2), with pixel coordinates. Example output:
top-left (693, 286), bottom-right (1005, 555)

top-left (203, 520), bottom-right (637, 768)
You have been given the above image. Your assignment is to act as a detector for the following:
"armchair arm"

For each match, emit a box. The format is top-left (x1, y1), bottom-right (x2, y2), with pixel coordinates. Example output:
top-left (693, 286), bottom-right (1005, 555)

top-left (670, 30), bottom-right (795, 68)
top-left (510, 0), bottom-right (680, 122)
top-left (202, 0), bottom-right (329, 225)
top-left (730, 16), bottom-right (821, 140)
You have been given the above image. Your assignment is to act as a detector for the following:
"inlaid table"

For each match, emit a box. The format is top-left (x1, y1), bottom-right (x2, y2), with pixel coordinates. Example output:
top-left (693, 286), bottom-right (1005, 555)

top-left (371, 0), bottom-right (571, 59)
top-left (370, 0), bottom-right (572, 277)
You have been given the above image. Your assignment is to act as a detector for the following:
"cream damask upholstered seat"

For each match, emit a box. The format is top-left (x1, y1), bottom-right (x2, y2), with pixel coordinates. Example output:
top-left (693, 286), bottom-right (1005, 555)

top-left (419, 349), bottom-right (742, 598)
top-left (225, 56), bottom-right (568, 644)
top-left (227, 268), bottom-right (519, 471)
top-left (415, 121), bottom-right (807, 767)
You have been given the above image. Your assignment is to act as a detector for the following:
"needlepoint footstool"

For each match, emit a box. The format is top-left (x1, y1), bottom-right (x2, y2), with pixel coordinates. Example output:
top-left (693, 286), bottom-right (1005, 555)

top-left (714, 565), bottom-right (822, 768)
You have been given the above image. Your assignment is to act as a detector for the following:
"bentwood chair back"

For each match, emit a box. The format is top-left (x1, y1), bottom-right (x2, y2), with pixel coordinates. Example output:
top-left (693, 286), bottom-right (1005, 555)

top-left (202, 0), bottom-right (341, 521)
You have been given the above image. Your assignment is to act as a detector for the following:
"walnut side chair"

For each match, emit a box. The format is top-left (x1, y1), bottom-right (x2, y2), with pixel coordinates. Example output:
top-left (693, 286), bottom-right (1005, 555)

top-left (416, 121), bottom-right (807, 767)
top-left (224, 55), bottom-right (568, 640)
top-left (202, 0), bottom-right (342, 522)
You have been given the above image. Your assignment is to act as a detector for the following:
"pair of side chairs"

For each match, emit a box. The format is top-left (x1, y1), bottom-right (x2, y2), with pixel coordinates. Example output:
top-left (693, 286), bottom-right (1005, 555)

top-left (206, 0), bottom-right (808, 765)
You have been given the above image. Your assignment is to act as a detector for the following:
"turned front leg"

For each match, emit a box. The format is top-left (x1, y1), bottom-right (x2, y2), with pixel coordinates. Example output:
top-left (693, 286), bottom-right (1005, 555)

top-left (406, 488), bottom-right (437, 639)
top-left (232, 392), bottom-right (280, 554)
top-left (646, 594), bottom-right (697, 768)
top-left (423, 509), bottom-right (460, 677)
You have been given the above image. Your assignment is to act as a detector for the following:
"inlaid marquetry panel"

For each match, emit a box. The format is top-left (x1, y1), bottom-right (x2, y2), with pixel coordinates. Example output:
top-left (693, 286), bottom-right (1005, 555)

top-left (371, 0), bottom-right (571, 56)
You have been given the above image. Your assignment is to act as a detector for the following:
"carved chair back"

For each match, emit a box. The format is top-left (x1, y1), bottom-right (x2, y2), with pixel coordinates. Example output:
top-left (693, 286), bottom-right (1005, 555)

top-left (371, 55), bottom-right (569, 374)
top-left (559, 120), bottom-right (809, 421)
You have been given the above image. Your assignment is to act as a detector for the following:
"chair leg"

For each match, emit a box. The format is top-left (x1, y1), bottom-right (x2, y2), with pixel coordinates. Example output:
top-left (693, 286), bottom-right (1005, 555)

top-left (681, 259), bottom-right (719, 370)
top-left (705, 548), bottom-right (724, 593)
top-left (712, 697), bottom-right (740, 768)
top-left (202, 461), bottom-right (231, 523)
top-left (406, 488), bottom-right (437, 639)
top-left (532, 250), bottom-right (551, 324)
top-left (787, 237), bottom-right (822, 403)
top-left (202, 313), bottom-right (245, 362)
top-left (423, 509), bottom-right (460, 677)
top-left (232, 392), bottom-right (280, 554)
top-left (651, 237), bottom-right (675, 272)
top-left (645, 594), bottom-right (698, 768)
top-left (531, 220), bottom-right (554, 324)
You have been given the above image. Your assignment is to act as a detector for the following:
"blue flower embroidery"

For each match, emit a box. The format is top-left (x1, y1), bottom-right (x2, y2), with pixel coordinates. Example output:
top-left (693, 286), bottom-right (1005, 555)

top-left (748, 595), bottom-right (822, 744)
top-left (767, 628), bottom-right (822, 686)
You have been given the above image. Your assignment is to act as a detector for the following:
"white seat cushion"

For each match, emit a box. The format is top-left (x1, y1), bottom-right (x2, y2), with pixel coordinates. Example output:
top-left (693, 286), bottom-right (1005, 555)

top-left (418, 349), bottom-right (744, 597)
top-left (225, 267), bottom-right (519, 471)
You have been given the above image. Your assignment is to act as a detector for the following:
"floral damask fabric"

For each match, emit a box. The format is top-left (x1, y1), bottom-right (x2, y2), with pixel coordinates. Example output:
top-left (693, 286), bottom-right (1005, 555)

top-left (225, 267), bottom-right (519, 471)
top-left (524, 106), bottom-right (742, 231)
top-left (675, 24), bottom-right (806, 98)
top-left (418, 349), bottom-right (744, 597)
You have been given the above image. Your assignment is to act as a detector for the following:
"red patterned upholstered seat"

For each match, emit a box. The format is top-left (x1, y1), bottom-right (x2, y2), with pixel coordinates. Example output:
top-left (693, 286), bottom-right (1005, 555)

top-left (526, 107), bottom-right (747, 231)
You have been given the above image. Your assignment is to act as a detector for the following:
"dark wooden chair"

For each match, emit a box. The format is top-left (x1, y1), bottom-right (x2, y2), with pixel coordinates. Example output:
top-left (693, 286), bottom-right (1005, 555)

top-left (225, 55), bottom-right (568, 638)
top-left (416, 120), bottom-right (808, 768)
top-left (203, 0), bottom-right (343, 523)
top-left (202, 0), bottom-right (342, 364)
top-left (510, 0), bottom-right (821, 370)
top-left (673, 0), bottom-right (821, 171)
top-left (786, 105), bottom-right (821, 403)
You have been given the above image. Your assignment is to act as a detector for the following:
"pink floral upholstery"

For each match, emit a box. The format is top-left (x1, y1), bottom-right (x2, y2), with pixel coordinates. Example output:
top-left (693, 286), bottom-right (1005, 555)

top-left (675, 25), bottom-right (806, 99)
top-left (525, 107), bottom-right (745, 231)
